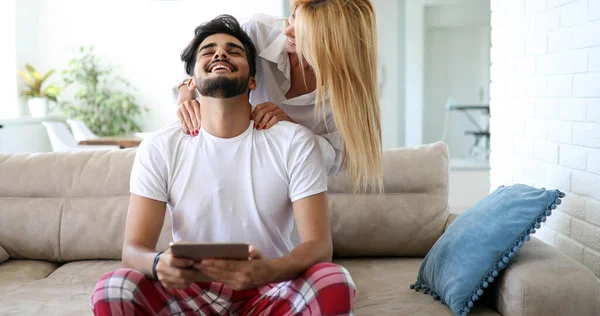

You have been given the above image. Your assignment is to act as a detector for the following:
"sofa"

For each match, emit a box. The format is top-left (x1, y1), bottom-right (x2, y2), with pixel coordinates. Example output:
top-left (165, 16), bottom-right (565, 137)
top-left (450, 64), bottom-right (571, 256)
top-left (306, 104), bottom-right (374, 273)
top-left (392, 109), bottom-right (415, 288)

top-left (0, 142), bottom-right (598, 315)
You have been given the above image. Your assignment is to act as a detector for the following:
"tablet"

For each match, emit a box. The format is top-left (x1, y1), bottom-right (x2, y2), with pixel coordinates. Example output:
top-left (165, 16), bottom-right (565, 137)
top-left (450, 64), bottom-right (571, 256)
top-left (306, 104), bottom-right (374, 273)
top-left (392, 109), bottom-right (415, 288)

top-left (169, 241), bottom-right (249, 261)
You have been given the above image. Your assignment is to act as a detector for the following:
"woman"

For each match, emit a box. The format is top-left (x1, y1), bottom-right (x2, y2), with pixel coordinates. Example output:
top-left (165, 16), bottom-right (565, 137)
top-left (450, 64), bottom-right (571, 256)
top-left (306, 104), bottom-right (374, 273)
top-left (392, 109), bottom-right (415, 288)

top-left (176, 0), bottom-right (382, 193)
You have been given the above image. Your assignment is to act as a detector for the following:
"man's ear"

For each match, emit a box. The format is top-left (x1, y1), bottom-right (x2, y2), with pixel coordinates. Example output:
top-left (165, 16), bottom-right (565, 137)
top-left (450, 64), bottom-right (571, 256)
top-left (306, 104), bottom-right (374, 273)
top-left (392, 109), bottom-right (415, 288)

top-left (248, 77), bottom-right (257, 91)
top-left (186, 77), bottom-right (196, 91)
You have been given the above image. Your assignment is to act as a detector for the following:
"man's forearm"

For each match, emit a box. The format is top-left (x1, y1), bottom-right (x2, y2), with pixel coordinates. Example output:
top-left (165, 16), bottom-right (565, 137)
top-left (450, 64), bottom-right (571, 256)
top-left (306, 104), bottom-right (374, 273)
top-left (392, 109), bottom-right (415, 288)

top-left (122, 245), bottom-right (161, 279)
top-left (267, 239), bottom-right (333, 283)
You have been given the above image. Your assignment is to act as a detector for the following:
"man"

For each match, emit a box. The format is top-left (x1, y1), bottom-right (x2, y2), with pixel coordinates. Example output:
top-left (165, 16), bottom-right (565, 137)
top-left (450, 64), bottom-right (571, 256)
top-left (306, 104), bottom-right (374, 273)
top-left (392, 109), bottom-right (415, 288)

top-left (91, 15), bottom-right (355, 316)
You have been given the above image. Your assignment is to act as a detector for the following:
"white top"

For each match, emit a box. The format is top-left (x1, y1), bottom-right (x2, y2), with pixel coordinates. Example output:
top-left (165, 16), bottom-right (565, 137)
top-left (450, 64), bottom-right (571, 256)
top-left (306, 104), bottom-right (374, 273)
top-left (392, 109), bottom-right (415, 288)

top-left (130, 121), bottom-right (327, 259)
top-left (179, 14), bottom-right (343, 176)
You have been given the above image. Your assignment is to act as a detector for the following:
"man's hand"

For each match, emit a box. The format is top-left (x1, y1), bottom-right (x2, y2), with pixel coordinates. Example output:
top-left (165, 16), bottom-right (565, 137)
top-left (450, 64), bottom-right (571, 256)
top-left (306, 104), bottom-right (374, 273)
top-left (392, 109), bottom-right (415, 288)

top-left (155, 248), bottom-right (200, 289)
top-left (252, 102), bottom-right (295, 130)
top-left (194, 245), bottom-right (274, 290)
top-left (176, 99), bottom-right (201, 136)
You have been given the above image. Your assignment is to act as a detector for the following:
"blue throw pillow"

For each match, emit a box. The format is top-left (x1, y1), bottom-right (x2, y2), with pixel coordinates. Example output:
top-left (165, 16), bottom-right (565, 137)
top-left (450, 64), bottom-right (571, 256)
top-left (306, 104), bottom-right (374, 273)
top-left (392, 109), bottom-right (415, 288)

top-left (410, 184), bottom-right (565, 316)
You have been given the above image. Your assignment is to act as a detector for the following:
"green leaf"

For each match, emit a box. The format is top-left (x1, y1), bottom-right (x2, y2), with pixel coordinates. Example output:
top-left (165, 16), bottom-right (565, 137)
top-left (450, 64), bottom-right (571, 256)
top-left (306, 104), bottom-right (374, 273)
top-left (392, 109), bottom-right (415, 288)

top-left (20, 90), bottom-right (37, 97)
top-left (44, 84), bottom-right (61, 98)
top-left (25, 64), bottom-right (36, 75)
top-left (41, 69), bottom-right (56, 83)
top-left (56, 45), bottom-right (148, 136)
top-left (16, 70), bottom-right (34, 85)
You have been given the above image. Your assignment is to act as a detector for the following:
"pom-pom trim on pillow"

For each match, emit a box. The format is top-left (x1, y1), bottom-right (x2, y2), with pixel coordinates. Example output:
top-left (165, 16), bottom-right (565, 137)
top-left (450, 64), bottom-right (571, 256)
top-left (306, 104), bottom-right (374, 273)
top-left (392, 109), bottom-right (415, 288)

top-left (409, 189), bottom-right (565, 316)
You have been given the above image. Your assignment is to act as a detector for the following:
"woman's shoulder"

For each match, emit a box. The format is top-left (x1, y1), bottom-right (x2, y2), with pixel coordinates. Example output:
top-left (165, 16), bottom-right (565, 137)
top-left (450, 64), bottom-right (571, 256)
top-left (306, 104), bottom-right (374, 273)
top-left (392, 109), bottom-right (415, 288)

top-left (241, 14), bottom-right (286, 51)
top-left (242, 14), bottom-right (286, 32)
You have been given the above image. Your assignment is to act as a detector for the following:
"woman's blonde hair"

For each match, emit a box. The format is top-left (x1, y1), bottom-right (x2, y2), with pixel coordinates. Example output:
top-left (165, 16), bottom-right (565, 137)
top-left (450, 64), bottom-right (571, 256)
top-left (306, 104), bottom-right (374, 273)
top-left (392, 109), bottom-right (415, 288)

top-left (293, 0), bottom-right (383, 193)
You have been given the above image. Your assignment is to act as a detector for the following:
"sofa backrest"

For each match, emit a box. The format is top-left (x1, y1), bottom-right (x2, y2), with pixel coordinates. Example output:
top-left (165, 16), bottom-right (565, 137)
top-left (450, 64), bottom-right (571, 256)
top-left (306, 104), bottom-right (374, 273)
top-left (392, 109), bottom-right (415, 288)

top-left (0, 149), bottom-right (173, 262)
top-left (0, 142), bottom-right (449, 262)
top-left (327, 142), bottom-right (450, 257)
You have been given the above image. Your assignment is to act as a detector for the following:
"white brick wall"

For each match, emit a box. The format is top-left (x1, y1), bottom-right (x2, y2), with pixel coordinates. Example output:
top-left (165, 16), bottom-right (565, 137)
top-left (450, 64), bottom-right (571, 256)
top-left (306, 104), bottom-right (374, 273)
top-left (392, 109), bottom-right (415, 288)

top-left (589, 99), bottom-right (600, 122)
top-left (556, 233), bottom-right (585, 262)
top-left (559, 99), bottom-right (587, 120)
top-left (589, 149), bottom-right (600, 173)
top-left (573, 73), bottom-right (600, 96)
top-left (491, 0), bottom-right (600, 280)
top-left (560, 144), bottom-right (588, 169)
top-left (591, 1), bottom-right (600, 20)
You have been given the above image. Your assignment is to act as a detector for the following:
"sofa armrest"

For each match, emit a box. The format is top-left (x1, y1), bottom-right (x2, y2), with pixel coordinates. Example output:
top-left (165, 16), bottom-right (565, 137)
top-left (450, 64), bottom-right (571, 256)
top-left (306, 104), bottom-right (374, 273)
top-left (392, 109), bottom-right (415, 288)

top-left (0, 246), bottom-right (8, 263)
top-left (485, 237), bottom-right (599, 316)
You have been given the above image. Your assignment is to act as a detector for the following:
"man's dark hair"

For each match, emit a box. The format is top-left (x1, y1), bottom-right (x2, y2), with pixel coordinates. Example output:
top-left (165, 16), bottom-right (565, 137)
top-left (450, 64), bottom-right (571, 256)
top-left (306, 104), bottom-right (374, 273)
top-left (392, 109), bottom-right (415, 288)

top-left (181, 15), bottom-right (257, 78)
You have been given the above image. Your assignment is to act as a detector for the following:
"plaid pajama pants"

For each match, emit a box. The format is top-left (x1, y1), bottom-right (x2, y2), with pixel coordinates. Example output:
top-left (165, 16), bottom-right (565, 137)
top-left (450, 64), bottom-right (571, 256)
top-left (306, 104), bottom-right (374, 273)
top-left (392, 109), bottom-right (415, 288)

top-left (91, 262), bottom-right (355, 316)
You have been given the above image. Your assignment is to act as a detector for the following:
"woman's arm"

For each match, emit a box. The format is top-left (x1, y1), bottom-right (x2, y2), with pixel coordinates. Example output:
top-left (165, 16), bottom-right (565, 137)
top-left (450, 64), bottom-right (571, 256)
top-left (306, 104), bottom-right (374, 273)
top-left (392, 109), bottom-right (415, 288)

top-left (177, 80), bottom-right (195, 103)
top-left (175, 81), bottom-right (201, 135)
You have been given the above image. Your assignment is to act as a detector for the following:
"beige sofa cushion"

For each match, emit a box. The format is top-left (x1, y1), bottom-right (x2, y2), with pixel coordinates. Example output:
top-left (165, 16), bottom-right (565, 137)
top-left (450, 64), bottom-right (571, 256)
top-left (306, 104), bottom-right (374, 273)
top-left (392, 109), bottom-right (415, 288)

top-left (0, 260), bottom-right (121, 315)
top-left (0, 198), bottom-right (63, 260)
top-left (0, 150), bottom-right (173, 262)
top-left (334, 258), bottom-right (500, 315)
top-left (328, 142), bottom-right (449, 194)
top-left (0, 246), bottom-right (7, 263)
top-left (328, 142), bottom-right (450, 257)
top-left (0, 258), bottom-right (500, 316)
top-left (487, 237), bottom-right (600, 316)
top-left (0, 260), bottom-right (59, 297)
top-left (0, 142), bottom-right (449, 261)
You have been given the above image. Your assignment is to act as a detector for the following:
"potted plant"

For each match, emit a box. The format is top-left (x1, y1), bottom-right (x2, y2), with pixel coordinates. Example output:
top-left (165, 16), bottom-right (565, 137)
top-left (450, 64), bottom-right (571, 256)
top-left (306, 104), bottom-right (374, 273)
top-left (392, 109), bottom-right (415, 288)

top-left (17, 64), bottom-right (61, 117)
top-left (57, 47), bottom-right (147, 136)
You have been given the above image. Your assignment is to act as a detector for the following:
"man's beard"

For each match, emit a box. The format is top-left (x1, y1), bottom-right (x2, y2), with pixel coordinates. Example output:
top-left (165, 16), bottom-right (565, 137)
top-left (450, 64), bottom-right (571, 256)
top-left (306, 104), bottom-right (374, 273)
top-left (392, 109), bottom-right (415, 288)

top-left (195, 74), bottom-right (249, 98)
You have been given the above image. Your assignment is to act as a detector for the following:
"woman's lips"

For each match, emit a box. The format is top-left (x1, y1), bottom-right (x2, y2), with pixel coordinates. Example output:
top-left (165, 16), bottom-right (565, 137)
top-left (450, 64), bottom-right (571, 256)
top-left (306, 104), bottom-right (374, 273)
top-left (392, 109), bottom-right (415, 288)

top-left (287, 37), bottom-right (296, 46)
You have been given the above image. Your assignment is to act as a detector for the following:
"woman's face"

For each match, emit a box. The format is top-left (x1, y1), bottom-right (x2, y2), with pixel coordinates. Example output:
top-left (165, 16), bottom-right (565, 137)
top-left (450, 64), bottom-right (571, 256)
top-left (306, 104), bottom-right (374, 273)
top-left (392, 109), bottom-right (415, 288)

top-left (283, 11), bottom-right (297, 54)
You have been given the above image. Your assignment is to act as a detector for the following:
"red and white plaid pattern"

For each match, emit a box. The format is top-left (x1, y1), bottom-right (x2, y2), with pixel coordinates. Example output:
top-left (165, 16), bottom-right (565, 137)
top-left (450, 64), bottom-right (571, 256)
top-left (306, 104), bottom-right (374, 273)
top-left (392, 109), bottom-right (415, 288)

top-left (91, 262), bottom-right (355, 316)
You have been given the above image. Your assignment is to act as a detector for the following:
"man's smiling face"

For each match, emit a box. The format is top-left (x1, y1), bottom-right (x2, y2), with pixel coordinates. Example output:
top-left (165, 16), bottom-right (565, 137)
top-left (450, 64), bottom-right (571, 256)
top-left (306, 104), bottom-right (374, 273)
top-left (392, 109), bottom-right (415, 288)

top-left (192, 33), bottom-right (253, 98)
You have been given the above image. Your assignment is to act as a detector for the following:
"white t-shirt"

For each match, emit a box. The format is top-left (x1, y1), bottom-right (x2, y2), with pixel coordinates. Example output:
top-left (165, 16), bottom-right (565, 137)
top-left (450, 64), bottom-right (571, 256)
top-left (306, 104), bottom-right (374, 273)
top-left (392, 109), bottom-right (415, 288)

top-left (130, 120), bottom-right (327, 259)
top-left (178, 14), bottom-right (344, 176)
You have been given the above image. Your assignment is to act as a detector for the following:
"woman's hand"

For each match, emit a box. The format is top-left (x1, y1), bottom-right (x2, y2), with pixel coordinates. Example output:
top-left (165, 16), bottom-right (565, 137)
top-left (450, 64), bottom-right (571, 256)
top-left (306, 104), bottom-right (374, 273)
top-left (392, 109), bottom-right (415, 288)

top-left (176, 100), bottom-right (201, 136)
top-left (252, 102), bottom-right (295, 130)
